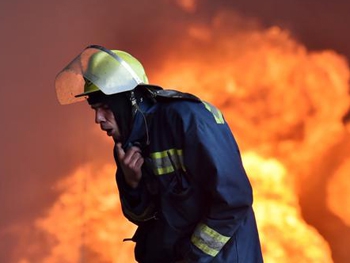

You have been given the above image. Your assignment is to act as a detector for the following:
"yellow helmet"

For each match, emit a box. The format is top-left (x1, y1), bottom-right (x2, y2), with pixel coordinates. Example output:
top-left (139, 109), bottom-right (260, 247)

top-left (55, 45), bottom-right (149, 105)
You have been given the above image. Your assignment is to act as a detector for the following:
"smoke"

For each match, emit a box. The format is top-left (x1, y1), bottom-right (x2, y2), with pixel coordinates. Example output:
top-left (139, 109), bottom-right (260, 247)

top-left (0, 0), bottom-right (349, 262)
top-left (200, 0), bottom-right (350, 58)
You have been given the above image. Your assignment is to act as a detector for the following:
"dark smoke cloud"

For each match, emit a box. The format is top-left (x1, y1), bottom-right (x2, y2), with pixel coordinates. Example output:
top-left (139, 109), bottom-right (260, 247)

top-left (0, 0), bottom-right (349, 262)
top-left (201, 0), bottom-right (350, 59)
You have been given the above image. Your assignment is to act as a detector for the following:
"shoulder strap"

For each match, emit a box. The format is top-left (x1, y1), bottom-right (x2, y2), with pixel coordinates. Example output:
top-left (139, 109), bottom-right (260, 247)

top-left (139, 84), bottom-right (202, 103)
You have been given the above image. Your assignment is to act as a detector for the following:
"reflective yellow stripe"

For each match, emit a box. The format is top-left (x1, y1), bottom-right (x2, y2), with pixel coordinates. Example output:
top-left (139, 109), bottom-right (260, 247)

top-left (203, 102), bottom-right (225, 124)
top-left (191, 223), bottom-right (230, 257)
top-left (150, 149), bottom-right (185, 176)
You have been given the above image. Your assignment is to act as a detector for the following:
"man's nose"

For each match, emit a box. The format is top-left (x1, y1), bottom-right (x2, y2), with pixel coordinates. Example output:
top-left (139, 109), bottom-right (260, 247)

top-left (95, 110), bottom-right (105, 123)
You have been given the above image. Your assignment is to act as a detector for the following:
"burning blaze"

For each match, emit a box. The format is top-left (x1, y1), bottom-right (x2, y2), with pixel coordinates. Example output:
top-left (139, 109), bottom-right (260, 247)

top-left (327, 157), bottom-right (350, 227)
top-left (19, 164), bottom-right (137, 263)
top-left (21, 156), bottom-right (335, 263)
top-left (243, 153), bottom-right (332, 263)
top-left (151, 11), bottom-right (350, 263)
top-left (19, 10), bottom-right (350, 263)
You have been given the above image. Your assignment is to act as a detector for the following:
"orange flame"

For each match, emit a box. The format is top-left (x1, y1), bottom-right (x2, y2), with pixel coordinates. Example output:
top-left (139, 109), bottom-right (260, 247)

top-left (21, 164), bottom-right (137, 263)
top-left (327, 157), bottom-right (350, 227)
top-left (243, 153), bottom-right (332, 263)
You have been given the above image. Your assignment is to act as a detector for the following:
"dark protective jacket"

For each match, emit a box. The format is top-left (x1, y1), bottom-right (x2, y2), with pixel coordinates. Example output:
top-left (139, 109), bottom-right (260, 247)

top-left (114, 87), bottom-right (263, 263)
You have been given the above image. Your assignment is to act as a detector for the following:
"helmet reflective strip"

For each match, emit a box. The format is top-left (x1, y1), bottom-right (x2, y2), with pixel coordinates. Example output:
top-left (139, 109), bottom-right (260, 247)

top-left (203, 102), bottom-right (225, 124)
top-left (191, 223), bottom-right (230, 257)
top-left (150, 149), bottom-right (185, 176)
top-left (118, 57), bottom-right (142, 84)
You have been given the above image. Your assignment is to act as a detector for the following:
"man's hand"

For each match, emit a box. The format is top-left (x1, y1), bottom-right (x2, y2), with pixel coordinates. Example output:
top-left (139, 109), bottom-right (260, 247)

top-left (115, 143), bottom-right (144, 189)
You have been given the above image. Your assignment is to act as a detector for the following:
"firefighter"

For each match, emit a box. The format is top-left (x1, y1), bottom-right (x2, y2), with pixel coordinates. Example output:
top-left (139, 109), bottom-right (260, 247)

top-left (55, 45), bottom-right (264, 263)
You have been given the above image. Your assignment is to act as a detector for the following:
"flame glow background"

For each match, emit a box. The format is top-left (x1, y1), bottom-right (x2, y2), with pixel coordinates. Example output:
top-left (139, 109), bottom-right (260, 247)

top-left (1, 0), bottom-right (350, 262)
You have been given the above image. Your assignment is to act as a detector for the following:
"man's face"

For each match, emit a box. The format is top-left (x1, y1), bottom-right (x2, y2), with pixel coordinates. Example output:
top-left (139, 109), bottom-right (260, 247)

top-left (90, 103), bottom-right (121, 142)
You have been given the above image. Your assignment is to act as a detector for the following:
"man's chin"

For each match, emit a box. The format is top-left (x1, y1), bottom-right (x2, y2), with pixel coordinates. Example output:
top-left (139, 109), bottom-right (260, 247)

top-left (111, 134), bottom-right (122, 143)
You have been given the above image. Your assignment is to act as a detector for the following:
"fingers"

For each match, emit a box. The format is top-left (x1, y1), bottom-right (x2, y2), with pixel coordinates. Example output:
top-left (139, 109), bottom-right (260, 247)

top-left (115, 143), bottom-right (144, 189)
top-left (115, 143), bottom-right (144, 169)
top-left (115, 143), bottom-right (125, 160)
top-left (123, 146), bottom-right (142, 164)
top-left (133, 154), bottom-right (144, 169)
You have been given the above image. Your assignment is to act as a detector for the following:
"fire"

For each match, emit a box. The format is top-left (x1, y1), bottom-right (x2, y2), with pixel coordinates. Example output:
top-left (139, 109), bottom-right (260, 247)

top-left (19, 164), bottom-right (137, 263)
top-left (327, 157), bottom-right (350, 227)
top-left (18, 10), bottom-right (350, 263)
top-left (150, 11), bottom-right (349, 263)
top-left (242, 152), bottom-right (332, 263)
top-left (20, 154), bottom-right (334, 262)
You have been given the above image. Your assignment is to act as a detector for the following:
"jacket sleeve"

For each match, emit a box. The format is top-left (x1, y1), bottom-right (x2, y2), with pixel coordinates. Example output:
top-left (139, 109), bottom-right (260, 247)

top-left (179, 102), bottom-right (254, 262)
top-left (115, 155), bottom-right (157, 225)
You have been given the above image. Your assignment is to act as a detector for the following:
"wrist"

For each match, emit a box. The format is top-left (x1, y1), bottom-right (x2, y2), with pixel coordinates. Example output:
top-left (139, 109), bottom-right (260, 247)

top-left (126, 179), bottom-right (140, 189)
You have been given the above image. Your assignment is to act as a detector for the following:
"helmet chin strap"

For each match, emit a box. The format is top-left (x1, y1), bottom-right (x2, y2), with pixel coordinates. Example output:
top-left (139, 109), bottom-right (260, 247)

top-left (129, 90), bottom-right (150, 146)
top-left (129, 90), bottom-right (138, 119)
